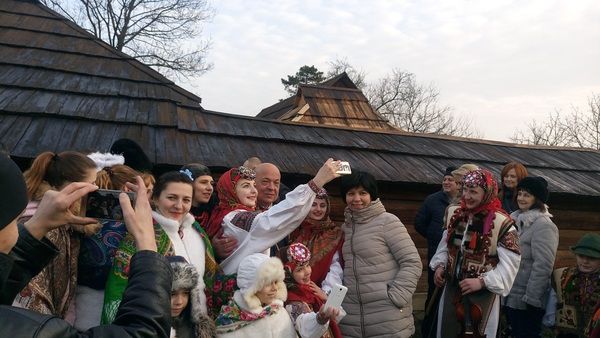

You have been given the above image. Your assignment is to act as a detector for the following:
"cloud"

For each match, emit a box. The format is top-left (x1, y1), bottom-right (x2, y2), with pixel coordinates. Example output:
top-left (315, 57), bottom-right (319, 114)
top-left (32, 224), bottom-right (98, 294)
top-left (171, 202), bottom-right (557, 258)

top-left (181, 0), bottom-right (600, 141)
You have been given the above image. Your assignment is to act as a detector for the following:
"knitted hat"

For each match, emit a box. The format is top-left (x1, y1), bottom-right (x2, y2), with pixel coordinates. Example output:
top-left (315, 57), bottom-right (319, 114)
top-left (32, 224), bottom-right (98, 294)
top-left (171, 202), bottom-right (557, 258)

top-left (570, 233), bottom-right (600, 259)
top-left (168, 256), bottom-right (207, 318)
top-left (0, 154), bottom-right (28, 230)
top-left (517, 176), bottom-right (549, 203)
top-left (235, 253), bottom-right (286, 313)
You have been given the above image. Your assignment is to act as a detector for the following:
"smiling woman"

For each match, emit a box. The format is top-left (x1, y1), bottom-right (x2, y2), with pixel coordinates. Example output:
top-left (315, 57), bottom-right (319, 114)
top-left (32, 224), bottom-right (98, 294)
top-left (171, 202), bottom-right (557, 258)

top-left (102, 171), bottom-right (219, 323)
top-left (338, 170), bottom-right (422, 338)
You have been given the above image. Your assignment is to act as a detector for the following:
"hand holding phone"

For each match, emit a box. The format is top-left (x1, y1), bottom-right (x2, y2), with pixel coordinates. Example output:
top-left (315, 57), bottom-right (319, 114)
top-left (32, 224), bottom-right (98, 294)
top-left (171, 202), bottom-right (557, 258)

top-left (82, 189), bottom-right (135, 222)
top-left (324, 283), bottom-right (348, 310)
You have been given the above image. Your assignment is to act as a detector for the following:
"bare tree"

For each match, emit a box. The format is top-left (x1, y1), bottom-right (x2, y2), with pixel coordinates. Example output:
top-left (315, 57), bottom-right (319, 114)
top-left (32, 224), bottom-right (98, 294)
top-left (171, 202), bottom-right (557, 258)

top-left (42, 0), bottom-right (213, 79)
top-left (512, 93), bottom-right (600, 150)
top-left (511, 110), bottom-right (570, 146)
top-left (365, 69), bottom-right (477, 137)
top-left (326, 58), bottom-right (367, 90)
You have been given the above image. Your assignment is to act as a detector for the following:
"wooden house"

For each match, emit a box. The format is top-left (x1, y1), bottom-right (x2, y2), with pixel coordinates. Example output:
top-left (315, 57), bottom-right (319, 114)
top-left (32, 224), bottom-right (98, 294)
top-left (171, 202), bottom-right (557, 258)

top-left (1, 0), bottom-right (599, 307)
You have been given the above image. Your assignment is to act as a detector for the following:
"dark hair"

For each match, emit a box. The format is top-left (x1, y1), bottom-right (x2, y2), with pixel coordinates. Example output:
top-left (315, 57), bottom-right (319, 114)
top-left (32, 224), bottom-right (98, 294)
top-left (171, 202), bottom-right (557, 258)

top-left (24, 151), bottom-right (96, 199)
top-left (339, 170), bottom-right (378, 201)
top-left (110, 138), bottom-right (153, 173)
top-left (180, 163), bottom-right (211, 181)
top-left (152, 171), bottom-right (193, 200)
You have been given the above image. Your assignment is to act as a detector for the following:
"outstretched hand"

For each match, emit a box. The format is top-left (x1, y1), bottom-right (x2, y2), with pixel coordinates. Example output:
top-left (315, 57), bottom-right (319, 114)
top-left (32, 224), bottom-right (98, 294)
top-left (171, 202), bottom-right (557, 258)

top-left (312, 158), bottom-right (342, 188)
top-left (24, 182), bottom-right (98, 240)
top-left (121, 176), bottom-right (157, 252)
top-left (316, 305), bottom-right (340, 325)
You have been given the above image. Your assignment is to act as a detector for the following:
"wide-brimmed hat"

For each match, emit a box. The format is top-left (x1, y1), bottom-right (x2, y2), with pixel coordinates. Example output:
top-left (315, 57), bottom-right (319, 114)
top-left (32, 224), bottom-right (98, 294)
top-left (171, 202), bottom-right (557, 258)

top-left (570, 233), bottom-right (600, 259)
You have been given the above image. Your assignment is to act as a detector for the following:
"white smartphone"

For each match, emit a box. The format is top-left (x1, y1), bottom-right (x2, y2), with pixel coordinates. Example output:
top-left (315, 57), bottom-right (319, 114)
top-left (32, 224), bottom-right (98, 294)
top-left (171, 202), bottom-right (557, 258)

top-left (324, 283), bottom-right (347, 310)
top-left (336, 161), bottom-right (352, 175)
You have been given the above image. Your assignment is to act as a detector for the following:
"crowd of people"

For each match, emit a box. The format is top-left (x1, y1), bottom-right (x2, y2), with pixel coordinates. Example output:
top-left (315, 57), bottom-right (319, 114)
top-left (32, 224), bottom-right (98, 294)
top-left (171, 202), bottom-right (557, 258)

top-left (0, 139), bottom-right (598, 338)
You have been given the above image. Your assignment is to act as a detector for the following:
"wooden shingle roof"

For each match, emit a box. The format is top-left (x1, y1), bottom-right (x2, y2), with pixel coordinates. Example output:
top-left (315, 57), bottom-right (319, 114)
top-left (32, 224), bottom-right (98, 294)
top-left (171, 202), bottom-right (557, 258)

top-left (2, 0), bottom-right (600, 197)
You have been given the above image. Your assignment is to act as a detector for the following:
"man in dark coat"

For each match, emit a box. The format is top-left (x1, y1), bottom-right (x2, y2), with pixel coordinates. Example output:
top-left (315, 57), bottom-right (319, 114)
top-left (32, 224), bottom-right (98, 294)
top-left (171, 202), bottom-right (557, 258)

top-left (415, 166), bottom-right (459, 303)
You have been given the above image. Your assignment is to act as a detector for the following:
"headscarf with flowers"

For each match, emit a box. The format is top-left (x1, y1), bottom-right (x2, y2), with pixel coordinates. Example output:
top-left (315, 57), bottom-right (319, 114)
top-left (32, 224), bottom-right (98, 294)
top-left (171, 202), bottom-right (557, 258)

top-left (205, 166), bottom-right (256, 239)
top-left (288, 190), bottom-right (343, 286)
top-left (460, 169), bottom-right (503, 216)
top-left (283, 243), bottom-right (343, 338)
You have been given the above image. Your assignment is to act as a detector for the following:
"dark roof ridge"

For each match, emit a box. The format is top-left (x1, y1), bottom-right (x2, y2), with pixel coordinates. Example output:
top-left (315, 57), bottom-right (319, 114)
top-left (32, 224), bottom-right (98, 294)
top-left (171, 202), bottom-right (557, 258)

top-left (200, 108), bottom-right (600, 153)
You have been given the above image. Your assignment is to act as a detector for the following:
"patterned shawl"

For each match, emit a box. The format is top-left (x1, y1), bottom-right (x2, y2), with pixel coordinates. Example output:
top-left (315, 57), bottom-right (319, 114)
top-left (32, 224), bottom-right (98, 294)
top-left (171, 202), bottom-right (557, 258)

top-left (101, 217), bottom-right (218, 324)
top-left (288, 195), bottom-right (343, 286)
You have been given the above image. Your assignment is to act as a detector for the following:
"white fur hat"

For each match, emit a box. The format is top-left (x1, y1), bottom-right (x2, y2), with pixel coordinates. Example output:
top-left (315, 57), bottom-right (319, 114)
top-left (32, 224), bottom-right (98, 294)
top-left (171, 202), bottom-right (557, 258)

top-left (87, 152), bottom-right (125, 171)
top-left (235, 253), bottom-right (287, 313)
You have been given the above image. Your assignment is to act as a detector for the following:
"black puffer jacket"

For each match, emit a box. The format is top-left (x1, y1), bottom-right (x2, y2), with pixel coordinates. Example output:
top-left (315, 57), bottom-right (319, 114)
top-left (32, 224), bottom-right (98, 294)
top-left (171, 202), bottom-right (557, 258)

top-left (0, 224), bottom-right (58, 304)
top-left (0, 250), bottom-right (173, 338)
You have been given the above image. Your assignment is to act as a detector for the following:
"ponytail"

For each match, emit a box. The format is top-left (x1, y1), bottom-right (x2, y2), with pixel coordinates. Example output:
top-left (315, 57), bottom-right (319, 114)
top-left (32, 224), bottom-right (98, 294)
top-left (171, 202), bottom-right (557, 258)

top-left (24, 151), bottom-right (96, 199)
top-left (95, 165), bottom-right (139, 190)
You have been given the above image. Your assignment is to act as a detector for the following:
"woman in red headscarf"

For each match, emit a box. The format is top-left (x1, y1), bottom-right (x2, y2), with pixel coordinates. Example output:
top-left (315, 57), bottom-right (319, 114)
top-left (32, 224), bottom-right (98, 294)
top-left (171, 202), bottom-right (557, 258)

top-left (287, 189), bottom-right (343, 295)
top-left (206, 159), bottom-right (341, 276)
top-left (429, 169), bottom-right (521, 338)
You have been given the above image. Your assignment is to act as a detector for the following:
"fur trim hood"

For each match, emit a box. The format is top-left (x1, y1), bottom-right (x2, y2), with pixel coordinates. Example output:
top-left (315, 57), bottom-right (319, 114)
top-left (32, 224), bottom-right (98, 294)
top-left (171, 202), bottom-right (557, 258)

top-left (510, 206), bottom-right (552, 231)
top-left (169, 258), bottom-right (207, 323)
top-left (235, 254), bottom-right (287, 314)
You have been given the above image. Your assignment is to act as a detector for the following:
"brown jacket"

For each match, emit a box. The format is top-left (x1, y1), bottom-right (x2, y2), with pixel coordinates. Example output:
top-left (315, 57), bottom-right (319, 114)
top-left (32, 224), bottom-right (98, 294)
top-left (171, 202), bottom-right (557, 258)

top-left (340, 199), bottom-right (422, 338)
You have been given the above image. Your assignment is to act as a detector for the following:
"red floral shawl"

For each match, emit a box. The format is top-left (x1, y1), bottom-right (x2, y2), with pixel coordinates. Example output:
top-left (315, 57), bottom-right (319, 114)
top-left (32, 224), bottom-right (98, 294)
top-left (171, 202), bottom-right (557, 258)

top-left (289, 196), bottom-right (343, 286)
top-left (205, 167), bottom-right (255, 239)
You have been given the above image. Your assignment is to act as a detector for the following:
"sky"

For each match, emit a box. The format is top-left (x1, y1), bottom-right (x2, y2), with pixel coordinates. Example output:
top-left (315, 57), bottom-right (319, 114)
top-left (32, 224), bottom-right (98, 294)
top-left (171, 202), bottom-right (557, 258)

top-left (180, 0), bottom-right (600, 142)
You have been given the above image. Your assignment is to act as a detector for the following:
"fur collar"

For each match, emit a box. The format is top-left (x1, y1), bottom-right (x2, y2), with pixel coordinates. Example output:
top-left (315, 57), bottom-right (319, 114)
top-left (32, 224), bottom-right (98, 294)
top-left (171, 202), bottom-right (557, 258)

top-left (510, 207), bottom-right (552, 231)
top-left (152, 210), bottom-right (195, 232)
top-left (233, 290), bottom-right (286, 314)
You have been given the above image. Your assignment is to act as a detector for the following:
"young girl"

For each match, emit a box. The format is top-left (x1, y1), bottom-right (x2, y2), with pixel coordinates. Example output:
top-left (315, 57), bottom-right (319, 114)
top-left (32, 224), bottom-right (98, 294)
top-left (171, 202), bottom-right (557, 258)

top-left (14, 151), bottom-right (97, 322)
top-left (169, 256), bottom-right (216, 338)
top-left (284, 243), bottom-right (344, 338)
top-left (102, 171), bottom-right (219, 323)
top-left (554, 233), bottom-right (600, 338)
top-left (215, 253), bottom-right (338, 337)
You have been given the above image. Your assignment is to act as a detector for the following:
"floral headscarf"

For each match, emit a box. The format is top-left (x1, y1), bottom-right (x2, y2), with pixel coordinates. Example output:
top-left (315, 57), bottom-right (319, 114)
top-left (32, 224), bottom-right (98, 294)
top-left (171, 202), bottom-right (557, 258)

top-left (205, 166), bottom-right (256, 238)
top-left (460, 169), bottom-right (502, 215)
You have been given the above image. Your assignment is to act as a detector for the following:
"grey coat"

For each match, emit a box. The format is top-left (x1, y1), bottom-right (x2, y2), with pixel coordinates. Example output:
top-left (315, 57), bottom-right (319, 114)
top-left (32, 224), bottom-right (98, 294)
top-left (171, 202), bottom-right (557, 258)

top-left (505, 208), bottom-right (559, 309)
top-left (339, 199), bottom-right (422, 338)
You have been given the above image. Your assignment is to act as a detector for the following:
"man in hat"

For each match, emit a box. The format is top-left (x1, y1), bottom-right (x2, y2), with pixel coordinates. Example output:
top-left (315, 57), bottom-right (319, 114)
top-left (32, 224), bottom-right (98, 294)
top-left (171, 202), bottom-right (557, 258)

top-left (554, 233), bottom-right (600, 338)
top-left (415, 166), bottom-right (459, 337)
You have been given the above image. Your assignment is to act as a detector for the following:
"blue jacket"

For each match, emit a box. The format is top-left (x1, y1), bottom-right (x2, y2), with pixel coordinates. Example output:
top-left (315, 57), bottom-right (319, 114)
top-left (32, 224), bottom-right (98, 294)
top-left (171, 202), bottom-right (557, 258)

top-left (414, 190), bottom-right (452, 261)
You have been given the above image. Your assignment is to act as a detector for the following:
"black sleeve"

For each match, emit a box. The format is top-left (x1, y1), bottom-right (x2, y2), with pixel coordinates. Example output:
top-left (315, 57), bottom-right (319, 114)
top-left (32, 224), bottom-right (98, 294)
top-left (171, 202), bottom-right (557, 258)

top-left (414, 198), bottom-right (431, 238)
top-left (0, 224), bottom-right (58, 305)
top-left (85, 250), bottom-right (173, 338)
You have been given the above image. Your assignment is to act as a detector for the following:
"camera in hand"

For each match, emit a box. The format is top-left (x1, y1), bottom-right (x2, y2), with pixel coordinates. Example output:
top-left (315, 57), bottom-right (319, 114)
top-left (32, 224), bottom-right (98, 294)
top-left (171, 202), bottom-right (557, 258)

top-left (82, 189), bottom-right (135, 221)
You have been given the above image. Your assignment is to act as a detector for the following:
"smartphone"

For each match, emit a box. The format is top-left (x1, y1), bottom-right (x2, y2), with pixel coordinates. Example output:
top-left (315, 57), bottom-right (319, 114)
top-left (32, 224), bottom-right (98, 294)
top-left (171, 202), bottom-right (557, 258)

top-left (82, 189), bottom-right (135, 221)
top-left (336, 161), bottom-right (352, 175)
top-left (324, 283), bottom-right (348, 310)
